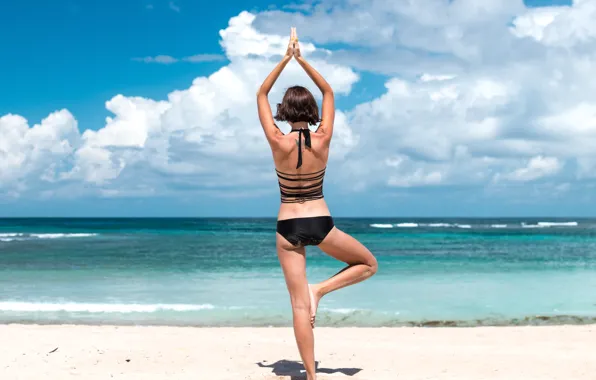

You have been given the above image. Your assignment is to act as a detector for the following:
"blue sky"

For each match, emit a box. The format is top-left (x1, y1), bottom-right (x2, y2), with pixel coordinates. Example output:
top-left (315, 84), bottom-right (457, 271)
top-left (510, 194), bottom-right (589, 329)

top-left (3, 0), bottom-right (594, 217)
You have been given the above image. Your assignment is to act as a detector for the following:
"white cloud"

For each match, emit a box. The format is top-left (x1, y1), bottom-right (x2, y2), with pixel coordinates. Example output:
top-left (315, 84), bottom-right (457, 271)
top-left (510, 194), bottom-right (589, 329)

top-left (133, 55), bottom-right (179, 64)
top-left (510, 6), bottom-right (566, 41)
top-left (133, 54), bottom-right (226, 64)
top-left (183, 54), bottom-right (225, 63)
top-left (253, 0), bottom-right (526, 72)
top-left (420, 74), bottom-right (457, 82)
top-left (385, 156), bottom-right (443, 188)
top-left (510, 0), bottom-right (596, 47)
top-left (498, 156), bottom-right (562, 182)
top-left (0, 110), bottom-right (78, 191)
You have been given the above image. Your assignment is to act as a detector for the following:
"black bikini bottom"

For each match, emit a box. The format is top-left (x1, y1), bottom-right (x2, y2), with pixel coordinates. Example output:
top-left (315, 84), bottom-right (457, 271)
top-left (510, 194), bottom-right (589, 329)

top-left (277, 216), bottom-right (335, 247)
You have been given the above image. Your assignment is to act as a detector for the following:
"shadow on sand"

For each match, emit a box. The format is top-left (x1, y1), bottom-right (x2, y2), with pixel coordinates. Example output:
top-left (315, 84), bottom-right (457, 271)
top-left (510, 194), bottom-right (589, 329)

top-left (257, 359), bottom-right (362, 379)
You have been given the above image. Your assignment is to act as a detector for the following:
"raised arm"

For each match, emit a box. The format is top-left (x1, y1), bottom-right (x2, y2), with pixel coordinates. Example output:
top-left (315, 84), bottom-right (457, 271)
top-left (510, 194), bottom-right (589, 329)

top-left (293, 33), bottom-right (335, 139)
top-left (256, 29), bottom-right (295, 144)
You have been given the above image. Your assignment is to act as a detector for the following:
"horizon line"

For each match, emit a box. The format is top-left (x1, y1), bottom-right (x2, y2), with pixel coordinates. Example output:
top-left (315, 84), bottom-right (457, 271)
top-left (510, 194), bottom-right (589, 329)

top-left (0, 216), bottom-right (592, 219)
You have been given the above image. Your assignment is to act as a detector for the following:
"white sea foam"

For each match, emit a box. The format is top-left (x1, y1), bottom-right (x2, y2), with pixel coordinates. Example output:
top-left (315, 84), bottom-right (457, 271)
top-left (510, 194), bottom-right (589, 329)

top-left (322, 308), bottom-right (363, 314)
top-left (521, 224), bottom-right (540, 228)
top-left (0, 302), bottom-right (215, 313)
top-left (0, 232), bottom-right (98, 241)
top-left (370, 224), bottom-right (393, 228)
top-left (427, 223), bottom-right (452, 227)
top-left (30, 233), bottom-right (98, 239)
top-left (395, 223), bottom-right (418, 228)
top-left (522, 221), bottom-right (578, 228)
top-left (537, 221), bottom-right (578, 227)
top-left (456, 224), bottom-right (472, 229)
top-left (491, 224), bottom-right (508, 228)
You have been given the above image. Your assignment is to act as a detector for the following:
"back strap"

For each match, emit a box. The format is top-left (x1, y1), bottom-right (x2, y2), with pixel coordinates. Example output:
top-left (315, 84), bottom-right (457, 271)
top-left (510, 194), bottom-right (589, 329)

top-left (290, 128), bottom-right (311, 168)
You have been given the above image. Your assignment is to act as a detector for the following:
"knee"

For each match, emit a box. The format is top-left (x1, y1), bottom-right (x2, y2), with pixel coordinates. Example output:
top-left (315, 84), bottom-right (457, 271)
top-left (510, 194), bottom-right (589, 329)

top-left (366, 256), bottom-right (378, 277)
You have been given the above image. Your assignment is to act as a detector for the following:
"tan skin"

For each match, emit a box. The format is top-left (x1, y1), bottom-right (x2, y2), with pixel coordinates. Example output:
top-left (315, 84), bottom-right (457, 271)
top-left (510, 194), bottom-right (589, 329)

top-left (257, 27), bottom-right (378, 380)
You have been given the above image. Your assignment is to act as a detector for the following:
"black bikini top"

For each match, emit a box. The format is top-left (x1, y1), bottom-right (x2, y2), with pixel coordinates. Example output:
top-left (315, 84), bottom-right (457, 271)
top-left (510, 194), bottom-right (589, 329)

top-left (275, 128), bottom-right (326, 204)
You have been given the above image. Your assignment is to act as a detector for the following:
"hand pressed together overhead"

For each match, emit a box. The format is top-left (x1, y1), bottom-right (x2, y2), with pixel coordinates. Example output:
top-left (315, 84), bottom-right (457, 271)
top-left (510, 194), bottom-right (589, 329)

top-left (285, 27), bottom-right (301, 59)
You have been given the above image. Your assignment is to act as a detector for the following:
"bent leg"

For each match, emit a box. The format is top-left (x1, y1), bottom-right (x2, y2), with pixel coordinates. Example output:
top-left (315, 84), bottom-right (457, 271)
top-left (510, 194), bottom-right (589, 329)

top-left (313, 226), bottom-right (378, 301)
top-left (276, 233), bottom-right (316, 379)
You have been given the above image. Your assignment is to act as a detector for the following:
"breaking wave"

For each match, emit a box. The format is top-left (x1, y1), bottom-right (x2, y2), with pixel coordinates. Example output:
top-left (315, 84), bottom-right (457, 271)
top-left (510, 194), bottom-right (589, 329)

top-left (0, 233), bottom-right (98, 242)
top-left (369, 221), bottom-right (579, 229)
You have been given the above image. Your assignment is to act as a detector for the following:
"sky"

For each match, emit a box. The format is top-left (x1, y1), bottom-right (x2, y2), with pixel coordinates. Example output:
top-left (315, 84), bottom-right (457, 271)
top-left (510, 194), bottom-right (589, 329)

top-left (3, 0), bottom-right (596, 217)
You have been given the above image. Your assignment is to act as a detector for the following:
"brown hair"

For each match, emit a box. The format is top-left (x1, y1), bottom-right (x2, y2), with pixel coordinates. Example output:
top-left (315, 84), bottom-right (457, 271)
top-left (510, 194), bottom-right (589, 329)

top-left (274, 86), bottom-right (321, 126)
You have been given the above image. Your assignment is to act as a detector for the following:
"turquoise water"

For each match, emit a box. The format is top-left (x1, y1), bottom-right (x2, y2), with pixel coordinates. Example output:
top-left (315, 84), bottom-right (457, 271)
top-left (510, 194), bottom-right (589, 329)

top-left (1, 218), bottom-right (596, 327)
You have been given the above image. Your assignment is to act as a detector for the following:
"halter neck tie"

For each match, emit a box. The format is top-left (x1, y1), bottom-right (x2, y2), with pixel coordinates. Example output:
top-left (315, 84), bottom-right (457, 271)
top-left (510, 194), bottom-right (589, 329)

top-left (291, 128), bottom-right (311, 169)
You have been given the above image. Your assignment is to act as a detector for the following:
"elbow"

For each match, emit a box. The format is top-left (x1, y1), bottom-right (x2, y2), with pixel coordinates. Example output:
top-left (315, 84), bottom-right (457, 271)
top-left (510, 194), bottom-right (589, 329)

top-left (323, 88), bottom-right (334, 97)
top-left (256, 85), bottom-right (270, 98)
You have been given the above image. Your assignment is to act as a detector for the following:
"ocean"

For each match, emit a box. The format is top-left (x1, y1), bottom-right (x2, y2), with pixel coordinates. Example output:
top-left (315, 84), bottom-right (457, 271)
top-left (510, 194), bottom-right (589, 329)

top-left (1, 217), bottom-right (595, 327)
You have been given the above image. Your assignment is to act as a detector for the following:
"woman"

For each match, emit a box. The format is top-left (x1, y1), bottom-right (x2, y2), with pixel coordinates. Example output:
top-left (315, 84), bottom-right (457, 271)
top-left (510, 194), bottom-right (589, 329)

top-left (256, 27), bottom-right (378, 380)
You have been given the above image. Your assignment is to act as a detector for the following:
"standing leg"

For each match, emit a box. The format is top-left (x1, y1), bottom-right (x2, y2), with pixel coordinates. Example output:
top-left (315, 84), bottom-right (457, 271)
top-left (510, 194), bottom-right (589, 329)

top-left (276, 233), bottom-right (316, 380)
top-left (309, 227), bottom-right (378, 325)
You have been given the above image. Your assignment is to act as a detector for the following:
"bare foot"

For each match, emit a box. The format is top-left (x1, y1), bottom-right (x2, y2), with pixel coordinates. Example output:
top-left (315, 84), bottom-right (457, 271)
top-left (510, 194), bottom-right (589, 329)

top-left (308, 284), bottom-right (321, 328)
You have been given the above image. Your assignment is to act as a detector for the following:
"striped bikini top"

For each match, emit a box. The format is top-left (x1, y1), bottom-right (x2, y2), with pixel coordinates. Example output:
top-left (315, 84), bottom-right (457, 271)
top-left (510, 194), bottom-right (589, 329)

top-left (275, 128), bottom-right (326, 204)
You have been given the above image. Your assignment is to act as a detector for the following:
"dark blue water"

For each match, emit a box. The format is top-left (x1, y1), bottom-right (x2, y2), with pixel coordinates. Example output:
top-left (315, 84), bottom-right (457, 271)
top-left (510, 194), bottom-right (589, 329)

top-left (1, 218), bottom-right (596, 326)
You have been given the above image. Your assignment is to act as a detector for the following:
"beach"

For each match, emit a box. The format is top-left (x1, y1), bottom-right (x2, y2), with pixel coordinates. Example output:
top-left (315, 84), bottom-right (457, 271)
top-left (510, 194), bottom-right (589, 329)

top-left (1, 324), bottom-right (594, 380)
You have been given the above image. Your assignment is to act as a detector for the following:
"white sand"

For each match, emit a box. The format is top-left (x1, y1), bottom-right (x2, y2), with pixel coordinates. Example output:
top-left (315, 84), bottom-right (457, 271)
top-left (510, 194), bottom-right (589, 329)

top-left (0, 325), bottom-right (594, 380)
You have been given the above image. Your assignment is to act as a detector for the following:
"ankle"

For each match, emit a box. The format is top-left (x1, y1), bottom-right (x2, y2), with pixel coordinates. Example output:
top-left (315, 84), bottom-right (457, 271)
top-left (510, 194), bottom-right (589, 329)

top-left (312, 284), bottom-right (325, 298)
